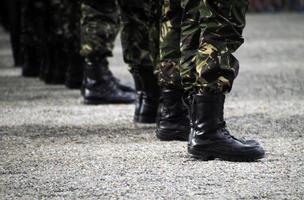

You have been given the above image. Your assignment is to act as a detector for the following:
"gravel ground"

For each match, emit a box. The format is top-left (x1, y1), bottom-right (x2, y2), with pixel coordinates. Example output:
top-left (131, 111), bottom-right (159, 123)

top-left (0, 14), bottom-right (304, 199)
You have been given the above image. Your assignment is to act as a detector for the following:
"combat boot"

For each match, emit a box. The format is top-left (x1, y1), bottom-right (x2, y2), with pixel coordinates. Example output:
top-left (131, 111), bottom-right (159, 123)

top-left (156, 89), bottom-right (190, 141)
top-left (82, 60), bottom-right (136, 104)
top-left (132, 68), bottom-right (160, 123)
top-left (188, 93), bottom-right (265, 162)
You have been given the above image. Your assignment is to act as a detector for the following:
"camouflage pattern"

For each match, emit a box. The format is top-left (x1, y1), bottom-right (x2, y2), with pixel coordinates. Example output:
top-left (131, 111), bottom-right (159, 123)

top-left (119, 0), bottom-right (152, 70)
top-left (119, 0), bottom-right (161, 71)
top-left (80, 0), bottom-right (160, 72)
top-left (159, 0), bottom-right (249, 94)
top-left (148, 0), bottom-right (162, 69)
top-left (159, 0), bottom-right (183, 89)
top-left (80, 0), bottom-right (120, 67)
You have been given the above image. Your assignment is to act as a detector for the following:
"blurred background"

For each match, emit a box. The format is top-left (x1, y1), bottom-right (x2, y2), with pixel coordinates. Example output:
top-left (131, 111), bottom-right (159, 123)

top-left (248, 0), bottom-right (304, 12)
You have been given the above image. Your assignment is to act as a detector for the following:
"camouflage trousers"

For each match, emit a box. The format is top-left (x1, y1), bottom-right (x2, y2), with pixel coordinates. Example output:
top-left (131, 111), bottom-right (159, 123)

top-left (160, 0), bottom-right (249, 93)
top-left (80, 0), bottom-right (119, 66)
top-left (80, 0), bottom-right (161, 71)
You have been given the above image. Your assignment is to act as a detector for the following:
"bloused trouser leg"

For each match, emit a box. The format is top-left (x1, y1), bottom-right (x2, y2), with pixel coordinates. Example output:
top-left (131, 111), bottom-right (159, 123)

top-left (180, 0), bottom-right (249, 94)
top-left (156, 0), bottom-right (190, 141)
top-left (80, 0), bottom-right (135, 104)
top-left (180, 0), bottom-right (265, 162)
top-left (80, 0), bottom-right (120, 66)
top-left (118, 0), bottom-right (161, 123)
top-left (159, 0), bottom-right (183, 90)
top-left (118, 0), bottom-right (155, 70)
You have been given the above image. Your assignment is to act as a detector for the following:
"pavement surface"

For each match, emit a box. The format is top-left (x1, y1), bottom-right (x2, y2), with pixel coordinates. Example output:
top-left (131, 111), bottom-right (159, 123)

top-left (0, 14), bottom-right (304, 199)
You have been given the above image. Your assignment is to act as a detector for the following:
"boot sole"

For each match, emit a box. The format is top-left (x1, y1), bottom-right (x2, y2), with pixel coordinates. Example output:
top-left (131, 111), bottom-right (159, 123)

top-left (188, 147), bottom-right (265, 162)
top-left (156, 129), bottom-right (189, 141)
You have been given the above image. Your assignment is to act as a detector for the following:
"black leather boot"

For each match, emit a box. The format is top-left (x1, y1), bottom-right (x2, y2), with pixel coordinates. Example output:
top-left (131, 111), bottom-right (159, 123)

top-left (188, 93), bottom-right (265, 161)
top-left (22, 46), bottom-right (41, 77)
top-left (156, 89), bottom-right (190, 141)
top-left (82, 60), bottom-right (136, 104)
top-left (132, 68), bottom-right (160, 123)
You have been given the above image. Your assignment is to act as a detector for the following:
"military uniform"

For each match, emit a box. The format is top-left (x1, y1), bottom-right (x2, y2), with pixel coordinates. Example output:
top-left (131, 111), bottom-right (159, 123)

top-left (160, 0), bottom-right (248, 94)
top-left (80, 0), bottom-right (161, 122)
top-left (80, 0), bottom-right (160, 72)
top-left (80, 0), bottom-right (120, 67)
top-left (80, 0), bottom-right (137, 105)
top-left (157, 0), bottom-right (265, 161)
top-left (118, 0), bottom-right (161, 123)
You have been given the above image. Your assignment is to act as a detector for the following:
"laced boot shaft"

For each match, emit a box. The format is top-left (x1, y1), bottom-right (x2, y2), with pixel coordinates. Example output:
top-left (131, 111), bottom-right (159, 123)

top-left (156, 89), bottom-right (190, 141)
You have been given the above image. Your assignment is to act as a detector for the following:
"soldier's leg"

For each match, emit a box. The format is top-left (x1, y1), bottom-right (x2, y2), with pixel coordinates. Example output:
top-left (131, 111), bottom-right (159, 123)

top-left (159, 0), bottom-right (182, 89)
top-left (148, 0), bottom-right (162, 70)
top-left (180, 0), bottom-right (265, 161)
top-left (156, 0), bottom-right (190, 141)
top-left (80, 0), bottom-right (135, 104)
top-left (118, 0), bottom-right (160, 123)
top-left (20, 0), bottom-right (43, 77)
top-left (193, 1), bottom-right (246, 94)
